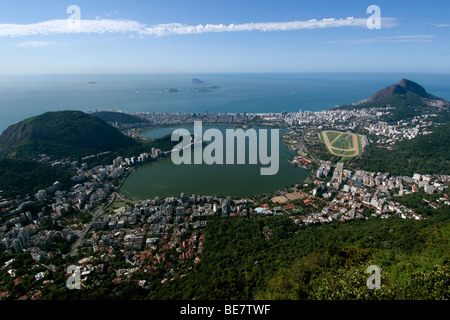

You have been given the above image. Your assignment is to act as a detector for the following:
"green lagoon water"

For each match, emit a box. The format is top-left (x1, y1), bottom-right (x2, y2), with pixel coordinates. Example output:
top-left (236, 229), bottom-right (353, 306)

top-left (119, 125), bottom-right (309, 200)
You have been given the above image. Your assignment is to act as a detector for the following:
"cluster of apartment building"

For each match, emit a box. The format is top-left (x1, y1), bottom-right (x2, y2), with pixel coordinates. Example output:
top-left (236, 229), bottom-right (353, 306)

top-left (1, 213), bottom-right (77, 260)
top-left (265, 108), bottom-right (444, 149)
top-left (102, 111), bottom-right (255, 130)
top-left (306, 161), bottom-right (449, 222)
top-left (59, 193), bottom-right (256, 286)
top-left (0, 142), bottom-right (168, 261)
top-left (362, 114), bottom-right (438, 144)
top-left (282, 108), bottom-right (383, 126)
top-left (282, 162), bottom-right (449, 227)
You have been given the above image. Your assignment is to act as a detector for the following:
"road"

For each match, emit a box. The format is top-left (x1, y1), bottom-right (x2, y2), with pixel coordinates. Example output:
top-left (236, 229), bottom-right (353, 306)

top-left (298, 130), bottom-right (320, 164)
top-left (66, 192), bottom-right (117, 258)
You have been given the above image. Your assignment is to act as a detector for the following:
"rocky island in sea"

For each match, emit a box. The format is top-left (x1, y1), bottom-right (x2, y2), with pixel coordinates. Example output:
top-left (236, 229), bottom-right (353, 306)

top-left (165, 88), bottom-right (180, 93)
top-left (190, 78), bottom-right (204, 85)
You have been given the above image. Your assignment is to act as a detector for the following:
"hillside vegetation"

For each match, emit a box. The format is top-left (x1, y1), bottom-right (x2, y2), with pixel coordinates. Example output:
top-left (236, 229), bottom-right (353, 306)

top-left (0, 158), bottom-right (74, 198)
top-left (357, 123), bottom-right (450, 176)
top-left (0, 111), bottom-right (137, 159)
top-left (0, 111), bottom-right (180, 197)
top-left (148, 208), bottom-right (449, 300)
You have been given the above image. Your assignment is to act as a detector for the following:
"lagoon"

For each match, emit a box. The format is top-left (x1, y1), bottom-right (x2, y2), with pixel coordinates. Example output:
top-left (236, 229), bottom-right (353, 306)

top-left (119, 125), bottom-right (309, 200)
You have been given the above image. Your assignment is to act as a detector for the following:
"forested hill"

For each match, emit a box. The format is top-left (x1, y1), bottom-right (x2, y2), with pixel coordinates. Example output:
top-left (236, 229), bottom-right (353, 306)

top-left (0, 110), bottom-right (182, 197)
top-left (356, 122), bottom-right (450, 176)
top-left (0, 158), bottom-right (74, 198)
top-left (0, 111), bottom-right (137, 159)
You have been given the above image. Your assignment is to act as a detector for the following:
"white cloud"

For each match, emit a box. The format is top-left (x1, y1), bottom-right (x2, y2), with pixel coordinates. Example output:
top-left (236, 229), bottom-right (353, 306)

top-left (0, 19), bottom-right (144, 37)
top-left (16, 40), bottom-right (56, 47)
top-left (0, 16), bottom-right (398, 38)
top-left (330, 35), bottom-right (437, 44)
top-left (437, 24), bottom-right (450, 27)
top-left (140, 18), bottom-right (367, 36)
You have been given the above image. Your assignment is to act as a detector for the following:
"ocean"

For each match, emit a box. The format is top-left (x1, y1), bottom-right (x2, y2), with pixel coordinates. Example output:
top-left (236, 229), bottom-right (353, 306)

top-left (1, 72), bottom-right (450, 133)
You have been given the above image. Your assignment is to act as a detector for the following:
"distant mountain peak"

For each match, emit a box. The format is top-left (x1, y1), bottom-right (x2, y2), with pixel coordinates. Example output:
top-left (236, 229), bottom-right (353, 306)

top-left (365, 84), bottom-right (406, 102)
top-left (397, 79), bottom-right (429, 98)
top-left (359, 78), bottom-right (445, 104)
top-left (336, 78), bottom-right (449, 121)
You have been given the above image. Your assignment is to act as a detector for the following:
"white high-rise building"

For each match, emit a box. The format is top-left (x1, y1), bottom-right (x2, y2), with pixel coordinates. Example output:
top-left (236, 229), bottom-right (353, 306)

top-left (176, 207), bottom-right (185, 217)
top-left (35, 190), bottom-right (47, 202)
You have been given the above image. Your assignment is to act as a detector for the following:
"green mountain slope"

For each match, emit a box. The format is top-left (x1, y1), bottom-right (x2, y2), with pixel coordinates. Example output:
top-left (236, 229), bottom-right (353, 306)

top-left (0, 111), bottom-right (137, 159)
top-left (0, 158), bottom-right (74, 198)
top-left (0, 110), bottom-right (182, 197)
top-left (357, 123), bottom-right (450, 175)
top-left (144, 211), bottom-right (448, 300)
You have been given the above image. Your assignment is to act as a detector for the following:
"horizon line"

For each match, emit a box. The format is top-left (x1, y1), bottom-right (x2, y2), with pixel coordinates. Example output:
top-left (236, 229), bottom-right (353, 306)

top-left (2, 71), bottom-right (450, 76)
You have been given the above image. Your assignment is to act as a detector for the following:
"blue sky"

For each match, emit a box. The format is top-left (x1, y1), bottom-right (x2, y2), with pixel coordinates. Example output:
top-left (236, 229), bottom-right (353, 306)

top-left (0, 0), bottom-right (449, 74)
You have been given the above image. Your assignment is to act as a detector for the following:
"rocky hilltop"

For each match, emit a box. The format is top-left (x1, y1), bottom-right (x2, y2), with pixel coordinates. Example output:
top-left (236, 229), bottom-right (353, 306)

top-left (361, 78), bottom-right (446, 105)
top-left (190, 78), bottom-right (204, 85)
top-left (337, 79), bottom-right (449, 120)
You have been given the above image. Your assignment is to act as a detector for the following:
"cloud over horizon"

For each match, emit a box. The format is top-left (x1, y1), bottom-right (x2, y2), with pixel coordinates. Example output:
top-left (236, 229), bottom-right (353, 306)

top-left (0, 16), bottom-right (398, 38)
top-left (16, 40), bottom-right (57, 47)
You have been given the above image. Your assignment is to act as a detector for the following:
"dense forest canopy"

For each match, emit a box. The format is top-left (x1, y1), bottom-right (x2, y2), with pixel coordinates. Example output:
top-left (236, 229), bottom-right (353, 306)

top-left (0, 158), bottom-right (74, 198)
top-left (357, 123), bottom-right (450, 176)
